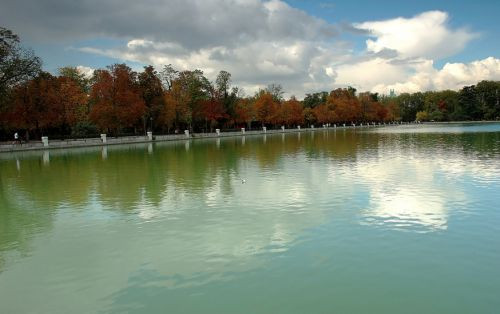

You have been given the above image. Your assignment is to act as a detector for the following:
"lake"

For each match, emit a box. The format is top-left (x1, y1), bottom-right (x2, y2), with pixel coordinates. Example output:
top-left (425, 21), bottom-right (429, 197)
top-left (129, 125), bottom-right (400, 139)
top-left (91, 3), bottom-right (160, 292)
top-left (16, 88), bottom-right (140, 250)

top-left (1, 123), bottom-right (499, 313)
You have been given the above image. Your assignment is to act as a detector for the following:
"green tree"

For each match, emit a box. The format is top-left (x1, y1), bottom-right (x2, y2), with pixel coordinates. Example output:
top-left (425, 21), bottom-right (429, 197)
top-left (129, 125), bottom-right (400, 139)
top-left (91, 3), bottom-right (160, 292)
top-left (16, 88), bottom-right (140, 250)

top-left (58, 66), bottom-right (91, 93)
top-left (138, 65), bottom-right (164, 132)
top-left (0, 27), bottom-right (41, 108)
top-left (476, 80), bottom-right (500, 120)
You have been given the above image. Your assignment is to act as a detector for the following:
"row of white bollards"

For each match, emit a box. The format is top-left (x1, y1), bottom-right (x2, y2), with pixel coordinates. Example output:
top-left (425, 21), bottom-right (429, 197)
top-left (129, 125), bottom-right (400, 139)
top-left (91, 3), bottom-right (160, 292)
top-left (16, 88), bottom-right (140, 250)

top-left (35, 121), bottom-right (417, 149)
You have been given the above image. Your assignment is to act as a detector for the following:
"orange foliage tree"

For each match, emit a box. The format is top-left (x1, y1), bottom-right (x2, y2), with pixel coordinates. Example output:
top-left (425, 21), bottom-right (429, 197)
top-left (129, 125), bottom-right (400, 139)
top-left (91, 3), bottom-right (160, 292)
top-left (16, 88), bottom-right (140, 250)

top-left (199, 98), bottom-right (227, 132)
top-left (6, 72), bottom-right (87, 139)
top-left (234, 98), bottom-right (255, 128)
top-left (254, 92), bottom-right (279, 126)
top-left (280, 98), bottom-right (304, 126)
top-left (89, 64), bottom-right (145, 133)
top-left (328, 88), bottom-right (362, 123)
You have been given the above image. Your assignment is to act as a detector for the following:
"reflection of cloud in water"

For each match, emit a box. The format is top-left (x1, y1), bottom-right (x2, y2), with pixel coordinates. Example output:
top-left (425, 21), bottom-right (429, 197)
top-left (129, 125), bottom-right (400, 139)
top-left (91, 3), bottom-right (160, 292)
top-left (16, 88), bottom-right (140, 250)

top-left (363, 187), bottom-right (447, 231)
top-left (356, 156), bottom-right (467, 232)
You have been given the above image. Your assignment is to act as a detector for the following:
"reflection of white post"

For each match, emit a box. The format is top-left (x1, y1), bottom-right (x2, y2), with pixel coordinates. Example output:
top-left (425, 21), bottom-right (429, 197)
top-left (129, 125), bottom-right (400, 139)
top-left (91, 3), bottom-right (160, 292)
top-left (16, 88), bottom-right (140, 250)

top-left (42, 150), bottom-right (50, 165)
top-left (16, 159), bottom-right (20, 171)
top-left (216, 138), bottom-right (220, 148)
top-left (242, 136), bottom-right (245, 145)
top-left (216, 129), bottom-right (220, 136)
top-left (102, 146), bottom-right (108, 160)
top-left (282, 133), bottom-right (285, 142)
top-left (148, 143), bottom-right (153, 154)
top-left (185, 141), bottom-right (190, 151)
top-left (42, 136), bottom-right (49, 147)
top-left (241, 128), bottom-right (245, 134)
top-left (281, 125), bottom-right (285, 132)
top-left (147, 131), bottom-right (153, 141)
top-left (263, 134), bottom-right (267, 143)
top-left (262, 126), bottom-right (267, 133)
top-left (100, 134), bottom-right (107, 143)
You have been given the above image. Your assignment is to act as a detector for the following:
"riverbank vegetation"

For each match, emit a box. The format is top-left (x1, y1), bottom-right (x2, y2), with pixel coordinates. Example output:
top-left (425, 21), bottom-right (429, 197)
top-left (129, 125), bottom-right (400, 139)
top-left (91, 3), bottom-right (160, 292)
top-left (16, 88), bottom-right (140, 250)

top-left (1, 27), bottom-right (499, 140)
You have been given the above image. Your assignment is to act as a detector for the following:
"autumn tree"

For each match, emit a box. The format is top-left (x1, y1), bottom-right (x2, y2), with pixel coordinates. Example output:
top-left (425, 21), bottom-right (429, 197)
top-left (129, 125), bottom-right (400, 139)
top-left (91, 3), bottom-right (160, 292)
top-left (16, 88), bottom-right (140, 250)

top-left (89, 64), bottom-right (145, 133)
top-left (328, 88), bottom-right (361, 123)
top-left (312, 104), bottom-right (333, 125)
top-left (280, 98), bottom-right (304, 126)
top-left (199, 98), bottom-right (227, 132)
top-left (254, 91), bottom-right (279, 126)
top-left (234, 98), bottom-right (255, 129)
top-left (5, 72), bottom-right (85, 138)
top-left (54, 76), bottom-right (88, 130)
top-left (162, 80), bottom-right (188, 132)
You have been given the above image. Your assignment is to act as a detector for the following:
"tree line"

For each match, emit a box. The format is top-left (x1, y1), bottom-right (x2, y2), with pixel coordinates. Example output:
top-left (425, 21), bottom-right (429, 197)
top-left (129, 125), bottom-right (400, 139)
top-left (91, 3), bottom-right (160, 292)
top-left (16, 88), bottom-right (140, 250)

top-left (1, 27), bottom-right (499, 141)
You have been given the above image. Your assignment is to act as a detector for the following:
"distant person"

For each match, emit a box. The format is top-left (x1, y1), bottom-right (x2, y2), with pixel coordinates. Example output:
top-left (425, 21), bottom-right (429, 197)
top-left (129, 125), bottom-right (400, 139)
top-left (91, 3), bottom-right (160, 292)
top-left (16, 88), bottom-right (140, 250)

top-left (14, 132), bottom-right (20, 144)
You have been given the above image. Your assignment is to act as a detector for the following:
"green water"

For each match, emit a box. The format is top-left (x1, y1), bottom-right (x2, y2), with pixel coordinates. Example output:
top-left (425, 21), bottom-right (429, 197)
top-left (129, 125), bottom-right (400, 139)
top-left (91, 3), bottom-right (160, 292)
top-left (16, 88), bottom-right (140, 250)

top-left (1, 123), bottom-right (499, 314)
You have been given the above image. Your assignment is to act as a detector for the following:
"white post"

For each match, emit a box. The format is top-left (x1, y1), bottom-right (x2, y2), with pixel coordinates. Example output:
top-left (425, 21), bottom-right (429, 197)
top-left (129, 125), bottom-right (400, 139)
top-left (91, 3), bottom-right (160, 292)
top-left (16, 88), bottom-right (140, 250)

top-left (297, 125), bottom-right (301, 130)
top-left (100, 134), bottom-right (107, 143)
top-left (41, 136), bottom-right (49, 147)
top-left (281, 125), bottom-right (285, 132)
top-left (343, 123), bottom-right (346, 127)
top-left (241, 128), bottom-right (245, 134)
top-left (147, 131), bottom-right (153, 141)
top-left (216, 129), bottom-right (220, 136)
top-left (311, 125), bottom-right (314, 129)
top-left (184, 130), bottom-right (190, 138)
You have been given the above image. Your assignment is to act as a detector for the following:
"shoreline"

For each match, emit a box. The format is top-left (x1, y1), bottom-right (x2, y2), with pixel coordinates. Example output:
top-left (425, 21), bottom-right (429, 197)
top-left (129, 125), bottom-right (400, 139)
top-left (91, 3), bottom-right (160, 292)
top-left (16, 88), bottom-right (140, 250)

top-left (0, 122), bottom-right (405, 154)
top-left (422, 120), bottom-right (500, 124)
top-left (2, 120), bottom-right (497, 154)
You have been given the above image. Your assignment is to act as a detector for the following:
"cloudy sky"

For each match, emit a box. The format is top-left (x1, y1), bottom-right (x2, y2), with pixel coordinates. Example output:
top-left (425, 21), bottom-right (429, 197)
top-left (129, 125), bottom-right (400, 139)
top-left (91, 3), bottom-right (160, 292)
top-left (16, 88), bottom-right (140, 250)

top-left (1, 0), bottom-right (499, 97)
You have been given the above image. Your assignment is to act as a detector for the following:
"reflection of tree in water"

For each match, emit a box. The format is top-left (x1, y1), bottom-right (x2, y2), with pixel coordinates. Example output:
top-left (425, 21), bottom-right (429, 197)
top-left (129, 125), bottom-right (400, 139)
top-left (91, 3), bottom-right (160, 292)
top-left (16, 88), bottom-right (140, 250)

top-left (1, 129), bottom-right (499, 272)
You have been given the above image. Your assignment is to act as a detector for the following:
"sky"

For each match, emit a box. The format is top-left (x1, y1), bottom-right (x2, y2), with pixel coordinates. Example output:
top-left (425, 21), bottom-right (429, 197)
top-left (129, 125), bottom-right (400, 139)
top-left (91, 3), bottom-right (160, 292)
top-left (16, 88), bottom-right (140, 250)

top-left (1, 0), bottom-right (499, 98)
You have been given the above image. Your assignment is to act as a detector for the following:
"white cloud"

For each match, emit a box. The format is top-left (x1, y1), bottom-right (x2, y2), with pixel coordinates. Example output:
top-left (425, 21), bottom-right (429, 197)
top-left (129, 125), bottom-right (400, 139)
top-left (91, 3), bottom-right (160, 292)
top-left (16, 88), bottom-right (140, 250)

top-left (15, 0), bottom-right (488, 97)
top-left (355, 11), bottom-right (478, 59)
top-left (368, 57), bottom-right (500, 94)
top-left (76, 65), bottom-right (95, 78)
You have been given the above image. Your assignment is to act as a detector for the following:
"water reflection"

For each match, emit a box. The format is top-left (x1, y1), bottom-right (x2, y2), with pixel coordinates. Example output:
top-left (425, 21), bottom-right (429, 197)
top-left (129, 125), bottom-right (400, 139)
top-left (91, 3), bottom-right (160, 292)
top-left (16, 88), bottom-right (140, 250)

top-left (0, 125), bottom-right (499, 313)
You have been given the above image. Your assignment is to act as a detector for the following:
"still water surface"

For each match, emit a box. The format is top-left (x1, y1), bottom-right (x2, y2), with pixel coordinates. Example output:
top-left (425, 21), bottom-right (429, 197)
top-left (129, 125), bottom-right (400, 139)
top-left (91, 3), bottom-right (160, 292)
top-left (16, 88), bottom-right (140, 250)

top-left (1, 123), bottom-right (499, 313)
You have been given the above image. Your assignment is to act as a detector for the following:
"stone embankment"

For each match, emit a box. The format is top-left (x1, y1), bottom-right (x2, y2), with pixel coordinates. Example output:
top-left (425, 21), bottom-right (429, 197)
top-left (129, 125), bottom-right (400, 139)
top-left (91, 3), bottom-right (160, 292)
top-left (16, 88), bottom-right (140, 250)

top-left (0, 122), bottom-right (416, 153)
